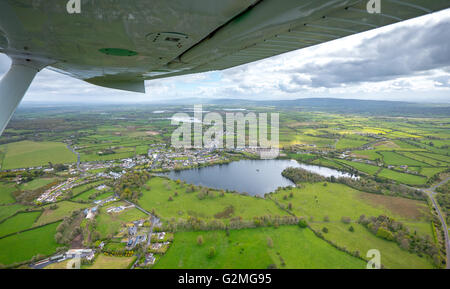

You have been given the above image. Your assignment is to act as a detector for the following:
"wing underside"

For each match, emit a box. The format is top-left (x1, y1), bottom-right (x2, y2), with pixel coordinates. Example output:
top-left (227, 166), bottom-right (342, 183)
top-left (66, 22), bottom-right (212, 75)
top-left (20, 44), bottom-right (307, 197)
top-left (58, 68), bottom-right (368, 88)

top-left (0, 0), bottom-right (449, 92)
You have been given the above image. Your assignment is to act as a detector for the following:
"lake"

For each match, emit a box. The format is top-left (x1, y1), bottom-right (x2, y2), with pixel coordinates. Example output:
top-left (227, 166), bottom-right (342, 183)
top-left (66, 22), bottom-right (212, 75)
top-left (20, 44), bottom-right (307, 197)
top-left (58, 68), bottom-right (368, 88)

top-left (166, 159), bottom-right (354, 196)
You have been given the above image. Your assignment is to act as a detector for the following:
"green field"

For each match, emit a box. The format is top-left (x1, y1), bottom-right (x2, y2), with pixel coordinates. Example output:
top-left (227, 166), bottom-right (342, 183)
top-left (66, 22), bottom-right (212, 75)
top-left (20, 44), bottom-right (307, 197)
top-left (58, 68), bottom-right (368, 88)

top-left (400, 152), bottom-right (446, 166)
top-left (420, 167), bottom-right (447, 178)
top-left (0, 141), bottom-right (76, 170)
top-left (336, 159), bottom-right (381, 175)
top-left (84, 255), bottom-right (136, 269)
top-left (270, 182), bottom-right (430, 226)
top-left (351, 150), bottom-right (381, 161)
top-left (138, 177), bottom-right (288, 222)
top-left (416, 152), bottom-right (450, 164)
top-left (155, 226), bottom-right (365, 269)
top-left (71, 188), bottom-right (98, 201)
top-left (35, 201), bottom-right (89, 226)
top-left (269, 182), bottom-right (434, 268)
top-left (308, 222), bottom-right (433, 269)
top-left (335, 138), bottom-right (368, 149)
top-left (0, 182), bottom-right (17, 204)
top-left (96, 201), bottom-right (147, 238)
top-left (0, 204), bottom-right (28, 221)
top-left (379, 151), bottom-right (428, 166)
top-left (0, 211), bottom-right (41, 237)
top-left (19, 178), bottom-right (58, 191)
top-left (377, 169), bottom-right (427, 185)
top-left (311, 158), bottom-right (345, 169)
top-left (0, 222), bottom-right (60, 266)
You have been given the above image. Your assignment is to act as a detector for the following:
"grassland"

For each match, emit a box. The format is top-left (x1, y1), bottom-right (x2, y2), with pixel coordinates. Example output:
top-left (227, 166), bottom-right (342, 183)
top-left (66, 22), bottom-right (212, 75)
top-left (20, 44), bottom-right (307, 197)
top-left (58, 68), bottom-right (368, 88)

top-left (308, 223), bottom-right (433, 269)
top-left (44, 259), bottom-right (71, 269)
top-left (0, 222), bottom-right (60, 266)
top-left (0, 182), bottom-right (17, 204)
top-left (71, 180), bottom-right (105, 196)
top-left (377, 169), bottom-right (427, 185)
top-left (96, 201), bottom-right (147, 238)
top-left (71, 184), bottom-right (112, 202)
top-left (351, 150), bottom-right (381, 160)
top-left (271, 183), bottom-right (430, 227)
top-left (416, 152), bottom-right (450, 164)
top-left (84, 255), bottom-right (136, 269)
top-left (379, 151), bottom-right (428, 166)
top-left (19, 178), bottom-right (58, 191)
top-left (400, 152), bottom-right (446, 166)
top-left (35, 201), bottom-right (89, 226)
top-left (0, 211), bottom-right (41, 237)
top-left (0, 204), bottom-right (28, 221)
top-left (154, 226), bottom-right (365, 269)
top-left (420, 167), bottom-right (448, 178)
top-left (269, 182), bottom-right (434, 268)
top-left (335, 137), bottom-right (368, 149)
top-left (0, 141), bottom-right (76, 170)
top-left (138, 177), bottom-right (288, 222)
top-left (336, 159), bottom-right (380, 175)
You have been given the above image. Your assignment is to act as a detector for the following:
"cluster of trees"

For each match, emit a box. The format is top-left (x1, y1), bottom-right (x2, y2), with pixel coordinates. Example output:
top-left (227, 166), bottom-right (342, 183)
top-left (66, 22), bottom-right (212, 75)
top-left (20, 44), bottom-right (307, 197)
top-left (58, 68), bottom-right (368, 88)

top-left (97, 148), bottom-right (115, 156)
top-left (197, 187), bottom-right (221, 200)
top-left (214, 205), bottom-right (235, 219)
top-left (436, 183), bottom-right (450, 224)
top-left (358, 215), bottom-right (443, 267)
top-left (54, 209), bottom-right (84, 245)
top-left (337, 177), bottom-right (426, 200)
top-left (103, 250), bottom-right (134, 257)
top-left (11, 170), bottom-right (44, 183)
top-left (114, 170), bottom-right (151, 202)
top-left (48, 163), bottom-right (68, 172)
top-left (281, 167), bottom-right (326, 183)
top-left (281, 167), bottom-right (426, 201)
top-left (162, 215), bottom-right (300, 232)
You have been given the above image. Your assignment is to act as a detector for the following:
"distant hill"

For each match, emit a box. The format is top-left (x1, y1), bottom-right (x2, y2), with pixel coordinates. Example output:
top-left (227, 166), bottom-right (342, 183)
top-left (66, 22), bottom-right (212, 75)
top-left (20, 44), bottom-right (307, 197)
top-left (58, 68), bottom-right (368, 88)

top-left (19, 98), bottom-right (449, 116)
top-left (203, 98), bottom-right (450, 116)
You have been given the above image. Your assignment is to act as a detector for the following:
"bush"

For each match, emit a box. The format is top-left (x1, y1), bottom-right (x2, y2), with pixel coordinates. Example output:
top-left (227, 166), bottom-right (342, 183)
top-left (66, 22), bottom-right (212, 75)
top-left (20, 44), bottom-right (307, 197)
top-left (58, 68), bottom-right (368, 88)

top-left (348, 226), bottom-right (354, 232)
top-left (267, 237), bottom-right (274, 248)
top-left (376, 227), bottom-right (394, 241)
top-left (298, 218), bottom-right (308, 228)
top-left (322, 227), bottom-right (328, 233)
top-left (341, 216), bottom-right (351, 224)
top-left (208, 246), bottom-right (216, 258)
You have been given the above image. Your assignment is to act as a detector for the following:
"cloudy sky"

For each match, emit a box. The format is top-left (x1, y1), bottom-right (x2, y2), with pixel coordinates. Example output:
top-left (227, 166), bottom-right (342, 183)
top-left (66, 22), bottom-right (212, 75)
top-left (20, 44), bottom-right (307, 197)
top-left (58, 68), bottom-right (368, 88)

top-left (1, 8), bottom-right (449, 104)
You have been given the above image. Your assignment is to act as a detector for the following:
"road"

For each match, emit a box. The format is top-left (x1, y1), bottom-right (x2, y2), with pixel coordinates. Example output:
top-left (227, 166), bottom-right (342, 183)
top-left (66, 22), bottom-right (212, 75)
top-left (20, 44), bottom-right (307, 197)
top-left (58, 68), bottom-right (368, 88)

top-left (124, 199), bottom-right (160, 269)
top-left (419, 177), bottom-right (450, 269)
top-left (123, 199), bottom-right (151, 215)
top-left (67, 144), bottom-right (80, 170)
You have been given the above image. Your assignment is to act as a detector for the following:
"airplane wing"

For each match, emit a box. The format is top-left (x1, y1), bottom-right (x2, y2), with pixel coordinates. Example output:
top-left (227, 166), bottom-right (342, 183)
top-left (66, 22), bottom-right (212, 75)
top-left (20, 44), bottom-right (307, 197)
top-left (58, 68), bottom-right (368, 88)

top-left (0, 0), bottom-right (449, 134)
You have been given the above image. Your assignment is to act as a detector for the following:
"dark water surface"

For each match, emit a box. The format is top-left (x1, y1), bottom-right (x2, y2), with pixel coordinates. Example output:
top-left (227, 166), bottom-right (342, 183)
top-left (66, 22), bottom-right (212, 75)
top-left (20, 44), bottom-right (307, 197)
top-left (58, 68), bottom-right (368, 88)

top-left (166, 159), bottom-right (353, 196)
